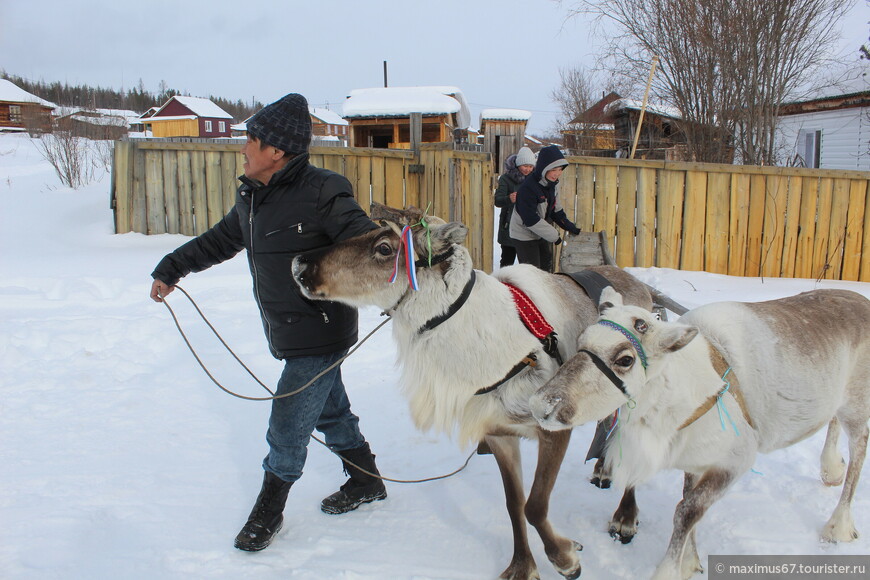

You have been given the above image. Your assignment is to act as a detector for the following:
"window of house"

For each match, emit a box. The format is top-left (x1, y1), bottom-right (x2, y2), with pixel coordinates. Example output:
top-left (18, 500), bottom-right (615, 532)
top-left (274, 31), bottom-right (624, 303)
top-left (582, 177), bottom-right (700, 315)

top-left (799, 129), bottom-right (821, 168)
top-left (204, 120), bottom-right (213, 132)
top-left (9, 105), bottom-right (22, 124)
top-left (219, 121), bottom-right (225, 133)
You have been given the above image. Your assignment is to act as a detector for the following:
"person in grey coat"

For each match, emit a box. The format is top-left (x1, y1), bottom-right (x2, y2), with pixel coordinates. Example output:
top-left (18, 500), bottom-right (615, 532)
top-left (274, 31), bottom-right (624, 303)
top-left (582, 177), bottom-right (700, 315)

top-left (493, 146), bottom-right (535, 268)
top-left (509, 144), bottom-right (580, 272)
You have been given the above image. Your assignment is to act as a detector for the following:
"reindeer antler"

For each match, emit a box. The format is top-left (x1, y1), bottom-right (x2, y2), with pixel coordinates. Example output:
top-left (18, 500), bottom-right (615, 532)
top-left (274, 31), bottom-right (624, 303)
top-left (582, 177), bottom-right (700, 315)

top-left (369, 202), bottom-right (425, 226)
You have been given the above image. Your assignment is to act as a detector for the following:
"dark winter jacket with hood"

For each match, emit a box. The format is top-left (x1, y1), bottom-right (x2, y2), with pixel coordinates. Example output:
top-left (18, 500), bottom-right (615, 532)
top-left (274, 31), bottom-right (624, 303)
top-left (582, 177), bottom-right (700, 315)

top-left (509, 145), bottom-right (580, 242)
top-left (151, 153), bottom-right (378, 359)
top-left (494, 154), bottom-right (524, 246)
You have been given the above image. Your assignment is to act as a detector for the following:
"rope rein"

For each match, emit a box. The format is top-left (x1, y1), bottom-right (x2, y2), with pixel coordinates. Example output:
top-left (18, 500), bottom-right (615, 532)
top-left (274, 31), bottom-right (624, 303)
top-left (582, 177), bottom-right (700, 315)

top-left (159, 284), bottom-right (476, 484)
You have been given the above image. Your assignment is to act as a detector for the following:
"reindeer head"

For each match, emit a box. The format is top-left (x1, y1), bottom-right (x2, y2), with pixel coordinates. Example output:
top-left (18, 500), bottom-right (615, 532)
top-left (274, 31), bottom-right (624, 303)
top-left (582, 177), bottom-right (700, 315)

top-left (530, 287), bottom-right (698, 430)
top-left (292, 203), bottom-right (469, 310)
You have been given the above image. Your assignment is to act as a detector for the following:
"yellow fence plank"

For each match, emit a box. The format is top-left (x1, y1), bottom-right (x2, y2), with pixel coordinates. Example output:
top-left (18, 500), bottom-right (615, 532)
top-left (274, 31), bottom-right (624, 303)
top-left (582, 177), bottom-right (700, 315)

top-left (385, 158), bottom-right (405, 209)
top-left (596, 166), bottom-right (618, 251)
top-left (190, 150), bottom-right (209, 235)
top-left (842, 179), bottom-right (867, 281)
top-left (744, 175), bottom-right (767, 276)
top-left (205, 151), bottom-right (224, 228)
top-left (794, 177), bottom-right (819, 279)
top-left (177, 151), bottom-right (194, 235)
top-left (112, 141), bottom-right (132, 234)
top-left (825, 178), bottom-right (851, 279)
top-left (760, 175), bottom-right (787, 278)
top-left (656, 170), bottom-right (685, 268)
top-left (682, 171), bottom-right (707, 271)
top-left (779, 176), bottom-right (803, 278)
top-left (727, 174), bottom-right (750, 276)
top-left (615, 167), bottom-right (637, 267)
top-left (813, 178), bottom-right (834, 280)
top-left (576, 165), bottom-right (595, 232)
top-left (635, 168), bottom-right (656, 267)
top-left (144, 151), bottom-right (166, 235)
top-left (705, 172), bottom-right (730, 274)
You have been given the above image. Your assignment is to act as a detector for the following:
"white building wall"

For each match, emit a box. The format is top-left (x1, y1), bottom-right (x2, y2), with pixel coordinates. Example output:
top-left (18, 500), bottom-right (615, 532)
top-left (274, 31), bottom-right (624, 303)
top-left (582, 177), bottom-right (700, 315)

top-left (776, 106), bottom-right (870, 170)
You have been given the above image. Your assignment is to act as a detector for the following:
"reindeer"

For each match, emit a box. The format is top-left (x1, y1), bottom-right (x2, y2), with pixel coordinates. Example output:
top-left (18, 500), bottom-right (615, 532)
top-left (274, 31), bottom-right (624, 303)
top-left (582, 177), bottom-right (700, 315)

top-left (531, 287), bottom-right (870, 580)
top-left (292, 204), bottom-right (652, 580)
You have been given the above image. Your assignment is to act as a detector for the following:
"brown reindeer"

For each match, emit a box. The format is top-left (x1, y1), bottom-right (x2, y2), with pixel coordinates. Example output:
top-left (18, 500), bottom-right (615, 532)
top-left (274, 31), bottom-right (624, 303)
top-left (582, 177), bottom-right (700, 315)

top-left (292, 204), bottom-right (652, 579)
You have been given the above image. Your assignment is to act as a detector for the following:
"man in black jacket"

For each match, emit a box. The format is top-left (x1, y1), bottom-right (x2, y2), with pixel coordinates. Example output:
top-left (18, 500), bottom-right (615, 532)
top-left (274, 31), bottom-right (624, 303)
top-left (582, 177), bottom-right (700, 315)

top-left (149, 93), bottom-right (386, 552)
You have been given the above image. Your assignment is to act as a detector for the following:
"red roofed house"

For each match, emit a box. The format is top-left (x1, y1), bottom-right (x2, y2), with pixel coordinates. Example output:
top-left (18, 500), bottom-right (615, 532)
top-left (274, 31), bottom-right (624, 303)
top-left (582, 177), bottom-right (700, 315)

top-left (141, 96), bottom-right (233, 138)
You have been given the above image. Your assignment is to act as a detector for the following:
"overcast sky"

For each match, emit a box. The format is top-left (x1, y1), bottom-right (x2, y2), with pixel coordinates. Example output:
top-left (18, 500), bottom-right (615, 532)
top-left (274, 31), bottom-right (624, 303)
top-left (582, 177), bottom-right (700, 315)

top-left (2, 0), bottom-right (868, 135)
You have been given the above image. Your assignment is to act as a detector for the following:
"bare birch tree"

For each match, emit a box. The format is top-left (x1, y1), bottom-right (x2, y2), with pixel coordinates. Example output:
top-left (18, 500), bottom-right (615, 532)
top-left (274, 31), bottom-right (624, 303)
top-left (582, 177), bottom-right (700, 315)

top-left (561, 0), bottom-right (853, 164)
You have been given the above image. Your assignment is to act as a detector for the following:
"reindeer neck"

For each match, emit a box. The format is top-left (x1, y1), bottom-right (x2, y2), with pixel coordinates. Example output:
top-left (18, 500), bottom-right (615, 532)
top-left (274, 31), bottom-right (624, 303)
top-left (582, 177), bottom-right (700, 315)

top-left (390, 244), bottom-right (475, 328)
top-left (625, 335), bottom-right (726, 435)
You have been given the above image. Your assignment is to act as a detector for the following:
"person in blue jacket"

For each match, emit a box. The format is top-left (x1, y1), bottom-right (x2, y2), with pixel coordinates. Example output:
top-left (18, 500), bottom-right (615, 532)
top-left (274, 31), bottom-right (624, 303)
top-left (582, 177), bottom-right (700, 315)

top-left (509, 144), bottom-right (580, 272)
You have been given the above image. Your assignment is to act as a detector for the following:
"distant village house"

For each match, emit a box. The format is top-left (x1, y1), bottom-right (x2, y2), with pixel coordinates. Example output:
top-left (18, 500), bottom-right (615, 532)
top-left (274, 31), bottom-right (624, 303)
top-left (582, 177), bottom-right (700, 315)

top-left (55, 108), bottom-right (141, 140)
top-left (563, 92), bottom-right (688, 160)
top-left (776, 73), bottom-right (870, 171)
top-left (479, 108), bottom-right (531, 174)
top-left (140, 96), bottom-right (232, 138)
top-left (0, 79), bottom-right (56, 133)
top-left (342, 86), bottom-right (471, 148)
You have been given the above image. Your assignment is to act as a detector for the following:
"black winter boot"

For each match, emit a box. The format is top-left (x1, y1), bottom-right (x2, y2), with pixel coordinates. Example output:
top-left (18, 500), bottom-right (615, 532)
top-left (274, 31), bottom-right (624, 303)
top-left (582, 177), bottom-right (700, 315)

top-left (320, 442), bottom-right (387, 514)
top-left (234, 471), bottom-right (293, 551)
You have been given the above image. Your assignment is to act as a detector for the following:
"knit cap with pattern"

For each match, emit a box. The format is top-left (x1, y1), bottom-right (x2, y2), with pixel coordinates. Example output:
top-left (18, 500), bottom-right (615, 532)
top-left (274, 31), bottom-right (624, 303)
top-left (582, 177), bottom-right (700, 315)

top-left (246, 93), bottom-right (312, 156)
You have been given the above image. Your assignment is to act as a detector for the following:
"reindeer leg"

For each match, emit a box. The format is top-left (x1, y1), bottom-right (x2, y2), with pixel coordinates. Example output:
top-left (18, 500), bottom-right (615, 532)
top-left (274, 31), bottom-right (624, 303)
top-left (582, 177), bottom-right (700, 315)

top-left (651, 469), bottom-right (735, 580)
top-left (820, 417), bottom-right (846, 486)
top-left (485, 434), bottom-right (540, 580)
top-left (821, 415), bottom-right (868, 543)
top-left (608, 487), bottom-right (639, 544)
top-left (526, 428), bottom-right (582, 580)
top-left (679, 474), bottom-right (703, 578)
top-left (590, 457), bottom-right (611, 488)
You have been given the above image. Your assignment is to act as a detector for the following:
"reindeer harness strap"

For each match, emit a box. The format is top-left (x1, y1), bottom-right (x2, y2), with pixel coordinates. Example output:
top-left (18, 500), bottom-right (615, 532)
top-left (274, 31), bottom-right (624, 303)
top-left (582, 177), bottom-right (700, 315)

top-left (474, 284), bottom-right (562, 396)
top-left (678, 344), bottom-right (755, 432)
top-left (417, 269), bottom-right (477, 334)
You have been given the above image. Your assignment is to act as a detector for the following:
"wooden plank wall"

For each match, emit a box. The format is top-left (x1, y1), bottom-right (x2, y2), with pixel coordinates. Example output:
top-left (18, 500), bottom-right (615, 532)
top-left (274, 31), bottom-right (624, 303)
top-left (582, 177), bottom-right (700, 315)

top-left (111, 139), bottom-right (495, 271)
top-left (559, 156), bottom-right (870, 282)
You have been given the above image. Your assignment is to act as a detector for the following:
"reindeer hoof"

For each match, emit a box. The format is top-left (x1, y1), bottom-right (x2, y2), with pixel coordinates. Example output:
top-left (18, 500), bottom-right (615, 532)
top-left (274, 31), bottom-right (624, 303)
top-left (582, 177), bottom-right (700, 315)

top-left (609, 525), bottom-right (635, 544)
top-left (590, 476), bottom-right (611, 489)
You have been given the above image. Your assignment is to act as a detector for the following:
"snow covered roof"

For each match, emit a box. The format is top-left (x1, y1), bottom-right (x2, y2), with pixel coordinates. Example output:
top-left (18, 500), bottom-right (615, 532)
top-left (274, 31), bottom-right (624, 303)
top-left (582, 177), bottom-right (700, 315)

top-left (604, 98), bottom-right (682, 120)
top-left (343, 86), bottom-right (471, 129)
top-left (480, 108), bottom-right (532, 122)
top-left (155, 96), bottom-right (232, 119)
top-left (310, 107), bottom-right (347, 126)
top-left (0, 79), bottom-right (56, 108)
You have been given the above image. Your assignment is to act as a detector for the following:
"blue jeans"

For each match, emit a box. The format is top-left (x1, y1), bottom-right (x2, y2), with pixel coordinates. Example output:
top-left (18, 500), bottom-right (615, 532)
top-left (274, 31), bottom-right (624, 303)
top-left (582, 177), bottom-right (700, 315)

top-left (262, 349), bottom-right (366, 482)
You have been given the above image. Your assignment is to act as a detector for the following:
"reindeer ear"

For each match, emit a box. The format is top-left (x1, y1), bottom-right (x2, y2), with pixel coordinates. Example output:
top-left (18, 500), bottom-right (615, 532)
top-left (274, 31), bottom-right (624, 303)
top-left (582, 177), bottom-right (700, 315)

top-left (598, 286), bottom-right (623, 314)
top-left (657, 324), bottom-right (698, 353)
top-left (425, 222), bottom-right (468, 248)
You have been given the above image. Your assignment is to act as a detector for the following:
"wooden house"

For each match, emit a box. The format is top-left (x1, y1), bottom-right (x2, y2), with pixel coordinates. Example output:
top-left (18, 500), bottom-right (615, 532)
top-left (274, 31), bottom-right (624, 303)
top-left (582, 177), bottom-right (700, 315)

top-left (479, 108), bottom-right (531, 174)
top-left (0, 79), bottom-right (55, 133)
top-left (310, 107), bottom-right (349, 146)
top-left (776, 73), bottom-right (870, 170)
top-left (563, 92), bottom-right (620, 154)
top-left (55, 108), bottom-right (139, 140)
top-left (141, 96), bottom-right (232, 138)
top-left (342, 86), bottom-right (471, 148)
top-left (563, 92), bottom-right (687, 160)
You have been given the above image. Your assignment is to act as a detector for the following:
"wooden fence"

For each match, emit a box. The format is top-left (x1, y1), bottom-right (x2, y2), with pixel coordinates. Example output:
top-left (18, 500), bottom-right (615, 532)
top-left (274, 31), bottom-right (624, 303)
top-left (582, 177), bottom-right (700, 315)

top-left (111, 139), bottom-right (494, 271)
top-left (556, 156), bottom-right (870, 282)
top-left (111, 139), bottom-right (870, 282)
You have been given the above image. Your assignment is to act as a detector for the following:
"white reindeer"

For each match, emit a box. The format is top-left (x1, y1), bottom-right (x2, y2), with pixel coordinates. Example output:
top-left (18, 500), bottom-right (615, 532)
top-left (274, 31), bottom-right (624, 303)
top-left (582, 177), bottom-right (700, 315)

top-left (292, 204), bottom-right (652, 580)
top-left (530, 287), bottom-right (870, 580)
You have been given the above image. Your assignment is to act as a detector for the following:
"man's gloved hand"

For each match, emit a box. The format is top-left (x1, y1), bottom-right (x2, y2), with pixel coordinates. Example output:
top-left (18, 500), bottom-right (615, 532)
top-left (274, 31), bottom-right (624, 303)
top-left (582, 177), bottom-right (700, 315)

top-left (554, 237), bottom-right (563, 246)
top-left (568, 226), bottom-right (581, 236)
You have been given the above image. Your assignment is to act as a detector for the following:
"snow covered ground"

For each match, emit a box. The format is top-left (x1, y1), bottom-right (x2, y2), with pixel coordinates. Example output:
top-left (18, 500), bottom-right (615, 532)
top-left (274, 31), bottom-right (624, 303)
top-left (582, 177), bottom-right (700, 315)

top-left (2, 132), bottom-right (869, 579)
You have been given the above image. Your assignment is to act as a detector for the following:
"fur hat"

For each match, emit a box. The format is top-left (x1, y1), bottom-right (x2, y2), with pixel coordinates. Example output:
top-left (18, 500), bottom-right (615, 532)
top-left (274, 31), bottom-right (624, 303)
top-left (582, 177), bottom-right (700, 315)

top-left (246, 93), bottom-right (312, 156)
top-left (515, 146), bottom-right (536, 167)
